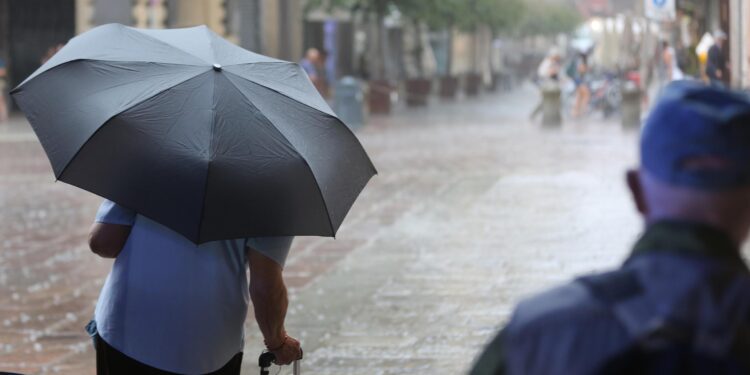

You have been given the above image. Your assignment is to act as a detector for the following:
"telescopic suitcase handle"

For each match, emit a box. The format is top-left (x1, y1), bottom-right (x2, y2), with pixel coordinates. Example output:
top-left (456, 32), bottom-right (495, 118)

top-left (259, 350), bottom-right (302, 375)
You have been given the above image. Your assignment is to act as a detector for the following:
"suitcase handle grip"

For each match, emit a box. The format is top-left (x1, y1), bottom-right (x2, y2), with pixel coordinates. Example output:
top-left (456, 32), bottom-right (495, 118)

top-left (259, 350), bottom-right (303, 374)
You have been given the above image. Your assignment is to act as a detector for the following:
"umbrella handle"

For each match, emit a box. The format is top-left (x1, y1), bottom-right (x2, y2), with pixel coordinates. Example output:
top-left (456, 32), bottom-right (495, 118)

top-left (259, 350), bottom-right (303, 375)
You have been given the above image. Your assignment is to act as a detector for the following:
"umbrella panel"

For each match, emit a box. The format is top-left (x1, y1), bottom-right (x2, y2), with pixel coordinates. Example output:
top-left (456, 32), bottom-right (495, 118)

top-left (60, 71), bottom-right (335, 243)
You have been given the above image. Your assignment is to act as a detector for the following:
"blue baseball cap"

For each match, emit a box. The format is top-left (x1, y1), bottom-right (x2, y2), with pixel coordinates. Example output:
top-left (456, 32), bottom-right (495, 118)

top-left (642, 81), bottom-right (750, 190)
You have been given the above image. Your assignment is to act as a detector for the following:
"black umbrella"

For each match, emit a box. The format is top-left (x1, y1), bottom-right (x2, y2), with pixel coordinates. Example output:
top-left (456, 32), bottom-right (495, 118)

top-left (12, 24), bottom-right (376, 244)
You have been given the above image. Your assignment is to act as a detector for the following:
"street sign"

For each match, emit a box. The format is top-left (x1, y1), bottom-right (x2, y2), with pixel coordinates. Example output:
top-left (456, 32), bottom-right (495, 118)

top-left (645, 0), bottom-right (676, 21)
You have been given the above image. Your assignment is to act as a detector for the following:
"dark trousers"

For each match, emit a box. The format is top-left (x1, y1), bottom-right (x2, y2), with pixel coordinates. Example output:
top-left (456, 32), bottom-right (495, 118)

top-left (95, 335), bottom-right (243, 375)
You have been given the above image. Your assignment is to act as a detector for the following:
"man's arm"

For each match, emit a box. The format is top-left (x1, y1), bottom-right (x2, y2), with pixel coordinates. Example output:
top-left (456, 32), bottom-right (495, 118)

top-left (248, 248), bottom-right (302, 365)
top-left (88, 200), bottom-right (136, 258)
top-left (88, 223), bottom-right (131, 258)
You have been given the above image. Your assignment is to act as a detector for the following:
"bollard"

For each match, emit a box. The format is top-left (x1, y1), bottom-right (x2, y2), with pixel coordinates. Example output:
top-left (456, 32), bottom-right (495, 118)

top-left (333, 76), bottom-right (365, 129)
top-left (621, 81), bottom-right (641, 129)
top-left (541, 83), bottom-right (562, 126)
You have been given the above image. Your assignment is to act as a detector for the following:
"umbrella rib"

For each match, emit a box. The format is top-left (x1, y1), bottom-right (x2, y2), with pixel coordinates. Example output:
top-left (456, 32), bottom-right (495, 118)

top-left (223, 69), bottom-right (378, 177)
top-left (195, 72), bottom-right (219, 242)
top-left (128, 26), bottom-right (212, 65)
top-left (12, 58), bottom-right (204, 94)
top-left (222, 68), bottom-right (335, 118)
top-left (55, 69), bottom-right (211, 181)
top-left (220, 74), bottom-right (337, 237)
top-left (204, 27), bottom-right (219, 65)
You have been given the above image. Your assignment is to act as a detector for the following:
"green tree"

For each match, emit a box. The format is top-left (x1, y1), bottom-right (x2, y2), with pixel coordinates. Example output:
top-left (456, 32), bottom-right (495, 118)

top-left (398, 0), bottom-right (473, 76)
top-left (517, 1), bottom-right (581, 37)
top-left (468, 0), bottom-right (526, 73)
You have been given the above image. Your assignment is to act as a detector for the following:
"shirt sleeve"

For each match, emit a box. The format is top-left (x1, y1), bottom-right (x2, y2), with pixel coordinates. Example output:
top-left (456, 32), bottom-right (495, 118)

top-left (94, 200), bottom-right (136, 226)
top-left (245, 236), bottom-right (294, 267)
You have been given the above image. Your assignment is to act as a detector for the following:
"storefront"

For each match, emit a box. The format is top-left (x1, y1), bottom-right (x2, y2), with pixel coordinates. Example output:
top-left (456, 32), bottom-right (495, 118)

top-left (0, 0), bottom-right (76, 93)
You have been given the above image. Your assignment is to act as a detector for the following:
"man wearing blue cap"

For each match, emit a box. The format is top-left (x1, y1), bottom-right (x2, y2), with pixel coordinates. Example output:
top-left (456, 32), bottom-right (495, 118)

top-left (471, 81), bottom-right (750, 374)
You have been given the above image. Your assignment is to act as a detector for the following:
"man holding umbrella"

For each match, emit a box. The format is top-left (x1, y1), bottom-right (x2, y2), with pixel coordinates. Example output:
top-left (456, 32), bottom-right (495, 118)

top-left (88, 201), bottom-right (302, 374)
top-left (12, 23), bottom-right (376, 375)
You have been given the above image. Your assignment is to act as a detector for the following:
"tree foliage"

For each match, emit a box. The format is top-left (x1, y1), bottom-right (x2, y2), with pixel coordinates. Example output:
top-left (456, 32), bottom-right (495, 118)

top-left (305, 0), bottom-right (577, 37)
top-left (516, 1), bottom-right (581, 36)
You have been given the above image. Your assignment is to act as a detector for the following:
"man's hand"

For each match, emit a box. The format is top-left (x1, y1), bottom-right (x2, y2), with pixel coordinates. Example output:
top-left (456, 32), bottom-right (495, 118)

top-left (88, 223), bottom-right (131, 258)
top-left (267, 334), bottom-right (302, 365)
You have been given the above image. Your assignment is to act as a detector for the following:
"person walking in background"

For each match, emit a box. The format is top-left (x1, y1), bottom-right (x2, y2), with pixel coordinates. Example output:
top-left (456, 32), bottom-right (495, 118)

top-left (471, 82), bottom-right (750, 374)
top-left (662, 40), bottom-right (684, 82)
top-left (570, 52), bottom-right (590, 118)
top-left (706, 30), bottom-right (729, 87)
top-left (530, 49), bottom-right (562, 120)
top-left (0, 55), bottom-right (7, 122)
top-left (300, 47), bottom-right (327, 96)
top-left (88, 201), bottom-right (302, 374)
top-left (316, 49), bottom-right (330, 98)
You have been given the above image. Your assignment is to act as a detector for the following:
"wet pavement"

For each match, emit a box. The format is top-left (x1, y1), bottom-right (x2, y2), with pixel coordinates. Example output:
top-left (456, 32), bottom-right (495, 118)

top-left (1, 85), bottom-right (642, 374)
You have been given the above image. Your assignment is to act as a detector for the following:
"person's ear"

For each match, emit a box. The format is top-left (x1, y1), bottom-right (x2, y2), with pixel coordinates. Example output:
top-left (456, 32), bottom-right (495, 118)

top-left (626, 169), bottom-right (648, 216)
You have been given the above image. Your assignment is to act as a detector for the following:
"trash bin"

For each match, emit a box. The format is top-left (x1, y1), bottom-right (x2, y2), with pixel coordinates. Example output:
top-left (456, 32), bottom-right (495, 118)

top-left (621, 81), bottom-right (641, 129)
top-left (333, 77), bottom-right (365, 129)
top-left (541, 83), bottom-right (562, 126)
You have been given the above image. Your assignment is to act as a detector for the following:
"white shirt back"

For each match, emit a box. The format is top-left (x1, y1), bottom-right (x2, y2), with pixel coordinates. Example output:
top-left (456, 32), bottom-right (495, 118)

top-left (93, 200), bottom-right (292, 374)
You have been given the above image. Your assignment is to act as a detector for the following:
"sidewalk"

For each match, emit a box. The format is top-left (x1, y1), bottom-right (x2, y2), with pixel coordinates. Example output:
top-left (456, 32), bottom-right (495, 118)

top-left (240, 86), bottom-right (641, 374)
top-left (0, 85), bottom-right (641, 374)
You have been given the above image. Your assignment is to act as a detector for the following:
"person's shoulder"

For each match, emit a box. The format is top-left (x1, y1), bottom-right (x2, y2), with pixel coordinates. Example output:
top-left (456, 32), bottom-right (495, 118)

top-left (506, 280), bottom-right (603, 336)
top-left (502, 272), bottom-right (632, 373)
top-left (506, 267), bottom-right (639, 338)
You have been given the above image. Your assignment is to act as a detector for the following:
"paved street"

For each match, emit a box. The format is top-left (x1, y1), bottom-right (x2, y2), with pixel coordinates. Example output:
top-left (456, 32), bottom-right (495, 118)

top-left (0, 85), bottom-right (642, 374)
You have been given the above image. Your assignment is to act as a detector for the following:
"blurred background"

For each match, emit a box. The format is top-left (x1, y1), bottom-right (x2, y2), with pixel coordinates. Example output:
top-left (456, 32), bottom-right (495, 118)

top-left (1, 0), bottom-right (749, 374)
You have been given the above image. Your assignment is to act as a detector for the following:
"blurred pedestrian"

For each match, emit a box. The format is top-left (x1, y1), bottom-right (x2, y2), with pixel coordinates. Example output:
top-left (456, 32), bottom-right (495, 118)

top-left (41, 43), bottom-right (64, 65)
top-left (471, 82), bottom-right (750, 374)
top-left (706, 30), bottom-right (729, 88)
top-left (0, 55), bottom-right (7, 122)
top-left (570, 52), bottom-right (590, 118)
top-left (87, 201), bottom-right (302, 374)
top-left (530, 49), bottom-right (562, 120)
top-left (300, 47), bottom-right (329, 97)
top-left (662, 40), bottom-right (684, 82)
top-left (317, 49), bottom-right (330, 98)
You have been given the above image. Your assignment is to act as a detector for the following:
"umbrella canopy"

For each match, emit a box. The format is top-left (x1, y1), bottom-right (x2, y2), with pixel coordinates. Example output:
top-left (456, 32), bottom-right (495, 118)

top-left (12, 24), bottom-right (376, 244)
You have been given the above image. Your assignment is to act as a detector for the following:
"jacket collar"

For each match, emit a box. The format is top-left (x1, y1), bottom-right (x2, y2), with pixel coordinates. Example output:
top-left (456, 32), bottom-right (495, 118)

top-left (631, 220), bottom-right (744, 266)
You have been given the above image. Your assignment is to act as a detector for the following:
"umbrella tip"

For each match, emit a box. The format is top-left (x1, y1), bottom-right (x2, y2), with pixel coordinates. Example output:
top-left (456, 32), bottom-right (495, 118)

top-left (213, 63), bottom-right (222, 72)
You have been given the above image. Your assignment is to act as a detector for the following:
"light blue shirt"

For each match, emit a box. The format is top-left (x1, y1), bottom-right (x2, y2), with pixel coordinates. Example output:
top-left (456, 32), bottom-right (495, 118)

top-left (93, 200), bottom-right (293, 374)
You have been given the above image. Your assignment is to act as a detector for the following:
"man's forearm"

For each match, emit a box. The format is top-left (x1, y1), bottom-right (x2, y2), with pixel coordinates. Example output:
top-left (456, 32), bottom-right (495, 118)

top-left (250, 279), bottom-right (289, 347)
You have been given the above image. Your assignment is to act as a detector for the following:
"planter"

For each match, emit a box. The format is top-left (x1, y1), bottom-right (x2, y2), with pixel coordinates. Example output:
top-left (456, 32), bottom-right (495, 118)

top-left (464, 73), bottom-right (482, 97)
top-left (405, 78), bottom-right (432, 107)
top-left (439, 76), bottom-right (459, 99)
top-left (487, 72), bottom-right (501, 92)
top-left (368, 79), bottom-right (391, 114)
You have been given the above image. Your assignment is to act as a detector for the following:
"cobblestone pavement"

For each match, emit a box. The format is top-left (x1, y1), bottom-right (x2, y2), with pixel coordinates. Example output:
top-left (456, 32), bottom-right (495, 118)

top-left (1, 85), bottom-right (643, 375)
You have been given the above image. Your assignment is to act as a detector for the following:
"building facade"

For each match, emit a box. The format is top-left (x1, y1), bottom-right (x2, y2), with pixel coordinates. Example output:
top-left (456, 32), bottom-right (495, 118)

top-left (0, 0), bottom-right (307, 100)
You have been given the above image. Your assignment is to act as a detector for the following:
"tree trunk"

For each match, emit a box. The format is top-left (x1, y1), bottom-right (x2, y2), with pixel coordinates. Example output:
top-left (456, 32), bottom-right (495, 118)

top-left (488, 31), bottom-right (498, 91)
top-left (412, 17), bottom-right (424, 78)
top-left (367, 0), bottom-right (389, 80)
top-left (445, 27), bottom-right (453, 76)
top-left (471, 29), bottom-right (479, 74)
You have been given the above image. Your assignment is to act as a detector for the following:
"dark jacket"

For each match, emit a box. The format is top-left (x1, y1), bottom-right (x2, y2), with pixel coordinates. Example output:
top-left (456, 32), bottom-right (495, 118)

top-left (471, 221), bottom-right (750, 375)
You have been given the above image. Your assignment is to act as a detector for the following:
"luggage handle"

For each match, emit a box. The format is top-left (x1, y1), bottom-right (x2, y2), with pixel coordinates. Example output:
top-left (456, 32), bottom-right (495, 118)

top-left (259, 350), bottom-right (302, 375)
